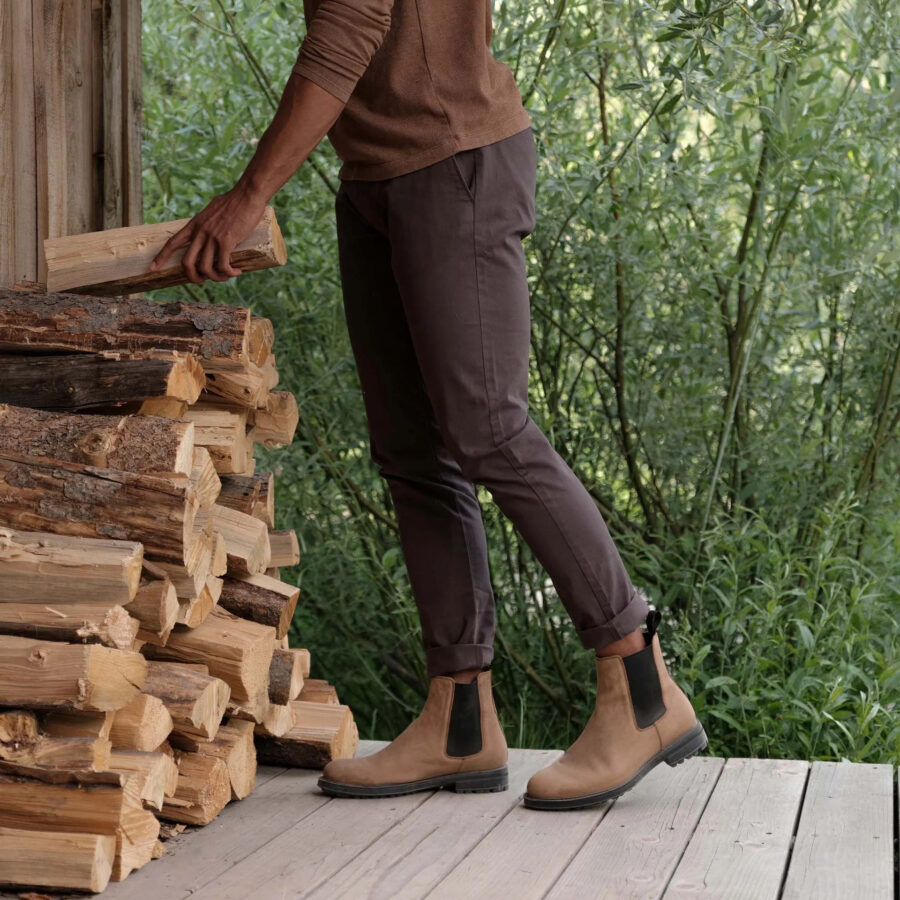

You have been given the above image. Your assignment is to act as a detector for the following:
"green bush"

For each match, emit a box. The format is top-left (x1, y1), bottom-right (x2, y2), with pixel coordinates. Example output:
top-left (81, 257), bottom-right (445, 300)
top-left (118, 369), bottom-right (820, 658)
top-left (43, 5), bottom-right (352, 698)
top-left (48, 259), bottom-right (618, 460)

top-left (143, 0), bottom-right (899, 763)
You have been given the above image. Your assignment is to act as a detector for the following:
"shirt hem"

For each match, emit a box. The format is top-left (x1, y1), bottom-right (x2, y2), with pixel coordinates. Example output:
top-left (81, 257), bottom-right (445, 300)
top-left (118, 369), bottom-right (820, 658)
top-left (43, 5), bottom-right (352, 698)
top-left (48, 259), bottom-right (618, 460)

top-left (336, 106), bottom-right (532, 182)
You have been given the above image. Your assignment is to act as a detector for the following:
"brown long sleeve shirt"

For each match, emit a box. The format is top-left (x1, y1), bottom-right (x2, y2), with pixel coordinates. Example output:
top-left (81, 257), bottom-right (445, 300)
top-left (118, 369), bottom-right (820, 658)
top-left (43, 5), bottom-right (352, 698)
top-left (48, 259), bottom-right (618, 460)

top-left (293, 0), bottom-right (532, 181)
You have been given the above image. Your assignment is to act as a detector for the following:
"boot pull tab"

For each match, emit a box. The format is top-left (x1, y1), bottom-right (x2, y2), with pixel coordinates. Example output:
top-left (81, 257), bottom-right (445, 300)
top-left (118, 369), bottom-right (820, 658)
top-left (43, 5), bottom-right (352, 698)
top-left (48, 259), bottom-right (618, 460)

top-left (645, 608), bottom-right (662, 639)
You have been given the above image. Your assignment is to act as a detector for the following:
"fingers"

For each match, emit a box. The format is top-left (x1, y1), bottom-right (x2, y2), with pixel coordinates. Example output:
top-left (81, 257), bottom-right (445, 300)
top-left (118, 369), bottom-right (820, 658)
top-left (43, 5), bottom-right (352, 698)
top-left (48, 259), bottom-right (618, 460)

top-left (181, 230), bottom-right (206, 284)
top-left (150, 223), bottom-right (193, 271)
top-left (216, 242), bottom-right (243, 280)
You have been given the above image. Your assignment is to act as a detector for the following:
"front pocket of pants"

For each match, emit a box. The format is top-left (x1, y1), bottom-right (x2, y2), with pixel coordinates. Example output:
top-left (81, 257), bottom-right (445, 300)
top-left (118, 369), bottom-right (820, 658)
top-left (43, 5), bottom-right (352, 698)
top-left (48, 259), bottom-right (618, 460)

top-left (450, 147), bottom-right (477, 202)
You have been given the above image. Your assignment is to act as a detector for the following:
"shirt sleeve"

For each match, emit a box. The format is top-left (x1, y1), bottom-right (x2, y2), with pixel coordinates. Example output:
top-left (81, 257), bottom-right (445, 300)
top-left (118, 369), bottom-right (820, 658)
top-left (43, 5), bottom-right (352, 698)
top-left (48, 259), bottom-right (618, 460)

top-left (292, 0), bottom-right (395, 105)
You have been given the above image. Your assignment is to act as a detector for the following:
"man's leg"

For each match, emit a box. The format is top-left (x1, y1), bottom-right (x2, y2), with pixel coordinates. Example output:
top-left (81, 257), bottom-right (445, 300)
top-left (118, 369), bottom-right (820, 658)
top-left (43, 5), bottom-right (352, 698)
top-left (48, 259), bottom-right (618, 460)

top-left (383, 127), bottom-right (648, 651)
top-left (334, 181), bottom-right (496, 677)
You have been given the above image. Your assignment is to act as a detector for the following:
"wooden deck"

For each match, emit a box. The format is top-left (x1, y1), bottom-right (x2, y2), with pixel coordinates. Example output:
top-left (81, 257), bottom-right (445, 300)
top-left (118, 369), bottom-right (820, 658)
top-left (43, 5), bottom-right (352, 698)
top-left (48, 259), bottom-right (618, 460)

top-left (9, 741), bottom-right (897, 899)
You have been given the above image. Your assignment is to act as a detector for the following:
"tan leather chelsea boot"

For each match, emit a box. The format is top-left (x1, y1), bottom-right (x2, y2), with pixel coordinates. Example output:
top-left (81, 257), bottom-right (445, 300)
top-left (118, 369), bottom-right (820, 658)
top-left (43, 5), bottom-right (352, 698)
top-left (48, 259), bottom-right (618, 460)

top-left (317, 668), bottom-right (508, 798)
top-left (523, 610), bottom-right (706, 810)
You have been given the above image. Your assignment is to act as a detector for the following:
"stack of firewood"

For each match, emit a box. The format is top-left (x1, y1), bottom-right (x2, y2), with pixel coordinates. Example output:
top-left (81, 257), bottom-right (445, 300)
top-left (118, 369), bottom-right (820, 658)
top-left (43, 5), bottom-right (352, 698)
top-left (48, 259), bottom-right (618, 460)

top-left (0, 289), bottom-right (358, 894)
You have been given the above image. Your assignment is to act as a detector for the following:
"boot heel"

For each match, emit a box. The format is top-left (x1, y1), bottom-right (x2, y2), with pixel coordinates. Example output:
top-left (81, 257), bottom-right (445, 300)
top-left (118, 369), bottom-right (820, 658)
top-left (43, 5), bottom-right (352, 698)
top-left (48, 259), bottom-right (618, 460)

top-left (664, 722), bottom-right (708, 767)
top-left (450, 766), bottom-right (509, 793)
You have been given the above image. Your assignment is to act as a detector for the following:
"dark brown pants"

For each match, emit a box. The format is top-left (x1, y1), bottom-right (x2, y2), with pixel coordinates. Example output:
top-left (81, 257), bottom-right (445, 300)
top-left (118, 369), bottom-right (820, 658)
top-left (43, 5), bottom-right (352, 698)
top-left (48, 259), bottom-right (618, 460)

top-left (334, 125), bottom-right (648, 677)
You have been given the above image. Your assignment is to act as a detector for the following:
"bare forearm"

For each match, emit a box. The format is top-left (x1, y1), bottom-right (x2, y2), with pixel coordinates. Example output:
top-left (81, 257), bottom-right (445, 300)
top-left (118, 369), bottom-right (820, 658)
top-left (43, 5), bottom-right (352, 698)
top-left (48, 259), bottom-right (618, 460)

top-left (237, 72), bottom-right (346, 203)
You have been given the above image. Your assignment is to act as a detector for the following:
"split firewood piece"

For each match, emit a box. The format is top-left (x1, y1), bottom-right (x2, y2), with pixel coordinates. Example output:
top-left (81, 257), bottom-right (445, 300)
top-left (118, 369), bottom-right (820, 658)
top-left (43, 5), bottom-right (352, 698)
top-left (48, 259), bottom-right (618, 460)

top-left (125, 562), bottom-right (179, 646)
top-left (0, 827), bottom-right (117, 893)
top-left (0, 452), bottom-right (198, 565)
top-left (254, 700), bottom-right (295, 738)
top-left (170, 718), bottom-right (256, 800)
top-left (108, 694), bottom-right (174, 752)
top-left (249, 316), bottom-right (275, 367)
top-left (203, 360), bottom-right (270, 408)
top-left (0, 601), bottom-right (139, 649)
top-left (40, 709), bottom-right (115, 742)
top-left (249, 390), bottom-right (299, 447)
top-left (0, 528), bottom-right (142, 604)
top-left (0, 290), bottom-right (251, 372)
top-left (298, 679), bottom-right (340, 705)
top-left (0, 404), bottom-right (195, 474)
top-left (44, 206), bottom-right (287, 296)
top-left (219, 572), bottom-right (298, 639)
top-left (294, 647), bottom-right (312, 676)
top-left (254, 701), bottom-right (358, 769)
top-left (211, 530), bottom-right (228, 576)
top-left (158, 751), bottom-right (231, 826)
top-left (109, 749), bottom-right (179, 811)
top-left (260, 352), bottom-right (280, 390)
top-left (0, 710), bottom-right (110, 769)
top-left (196, 504), bottom-right (271, 575)
top-left (176, 575), bottom-right (222, 628)
top-left (138, 397), bottom-right (189, 418)
top-left (190, 446), bottom-right (221, 508)
top-left (227, 685), bottom-right (271, 724)
top-left (0, 636), bottom-right (146, 711)
top-left (154, 524), bottom-right (214, 601)
top-left (0, 761), bottom-right (161, 882)
top-left (0, 350), bottom-right (205, 410)
top-left (265, 566), bottom-right (281, 579)
top-left (268, 529), bottom-right (300, 568)
top-left (218, 471), bottom-right (275, 526)
top-left (140, 660), bottom-right (230, 742)
top-left (182, 405), bottom-right (251, 474)
top-left (141, 607), bottom-right (276, 703)
top-left (268, 647), bottom-right (306, 704)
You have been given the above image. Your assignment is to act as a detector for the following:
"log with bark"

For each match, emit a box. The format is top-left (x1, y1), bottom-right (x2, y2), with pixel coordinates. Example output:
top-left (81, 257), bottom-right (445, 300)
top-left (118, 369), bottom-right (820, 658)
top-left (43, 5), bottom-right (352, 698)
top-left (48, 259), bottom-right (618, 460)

top-left (197, 503), bottom-right (271, 576)
top-left (267, 647), bottom-right (306, 705)
top-left (0, 601), bottom-right (138, 649)
top-left (0, 290), bottom-right (252, 372)
top-left (140, 660), bottom-right (230, 742)
top-left (217, 471), bottom-right (275, 526)
top-left (254, 701), bottom-right (358, 768)
top-left (219, 572), bottom-right (299, 639)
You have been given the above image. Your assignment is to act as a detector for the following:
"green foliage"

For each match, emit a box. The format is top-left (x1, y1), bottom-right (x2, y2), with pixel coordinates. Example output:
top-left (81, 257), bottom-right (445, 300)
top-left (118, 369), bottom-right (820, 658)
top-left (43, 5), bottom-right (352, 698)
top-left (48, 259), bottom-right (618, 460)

top-left (142, 0), bottom-right (899, 763)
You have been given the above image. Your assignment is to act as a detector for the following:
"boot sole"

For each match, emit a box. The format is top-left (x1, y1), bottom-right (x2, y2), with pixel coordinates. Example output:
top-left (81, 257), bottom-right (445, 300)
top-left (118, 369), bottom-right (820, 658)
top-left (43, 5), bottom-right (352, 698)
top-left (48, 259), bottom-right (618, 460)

top-left (317, 765), bottom-right (509, 799)
top-left (522, 721), bottom-right (708, 811)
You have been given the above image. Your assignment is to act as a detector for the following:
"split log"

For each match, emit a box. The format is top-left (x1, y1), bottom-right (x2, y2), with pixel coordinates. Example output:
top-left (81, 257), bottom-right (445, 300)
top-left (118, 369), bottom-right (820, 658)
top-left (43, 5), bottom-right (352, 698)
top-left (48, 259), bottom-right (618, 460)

top-left (190, 446), bottom-right (221, 508)
top-left (158, 751), bottom-right (231, 826)
top-left (0, 636), bottom-right (146, 711)
top-left (44, 206), bottom-right (287, 295)
top-left (0, 404), bottom-right (195, 474)
top-left (197, 504), bottom-right (271, 575)
top-left (269, 529), bottom-right (299, 567)
top-left (219, 573), bottom-right (298, 639)
top-left (170, 718), bottom-right (256, 800)
top-left (249, 316), bottom-right (275, 367)
top-left (109, 749), bottom-right (179, 811)
top-left (0, 452), bottom-right (197, 565)
top-left (203, 361), bottom-right (269, 407)
top-left (0, 710), bottom-right (109, 769)
top-left (138, 396), bottom-right (188, 418)
top-left (211, 530), bottom-right (228, 576)
top-left (298, 679), bottom-right (340, 705)
top-left (254, 701), bottom-right (295, 738)
top-left (294, 646), bottom-right (312, 677)
top-left (182, 406), bottom-right (251, 474)
top-left (249, 390), bottom-right (298, 447)
top-left (125, 562), bottom-right (179, 646)
top-left (0, 761), bottom-right (160, 881)
top-left (176, 576), bottom-right (222, 628)
top-left (0, 350), bottom-right (205, 409)
top-left (0, 827), bottom-right (116, 893)
top-left (0, 601), bottom-right (138, 649)
top-left (40, 709), bottom-right (115, 742)
top-left (226, 685), bottom-right (270, 724)
top-left (218, 471), bottom-right (275, 526)
top-left (0, 528), bottom-right (142, 603)
top-left (140, 660), bottom-right (230, 742)
top-left (254, 701), bottom-right (357, 769)
top-left (0, 289), bottom-right (251, 372)
top-left (267, 647), bottom-right (306, 704)
top-left (108, 694), bottom-right (173, 752)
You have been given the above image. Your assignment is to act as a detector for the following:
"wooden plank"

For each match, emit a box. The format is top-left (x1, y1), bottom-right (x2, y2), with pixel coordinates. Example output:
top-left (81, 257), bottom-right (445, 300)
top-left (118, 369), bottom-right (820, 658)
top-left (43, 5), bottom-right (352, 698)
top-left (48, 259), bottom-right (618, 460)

top-left (781, 761), bottom-right (894, 900)
top-left (0, 0), bottom-right (14, 288)
top-left (121, 0), bottom-right (142, 226)
top-left (663, 758), bottom-right (809, 899)
top-left (545, 757), bottom-right (724, 899)
top-left (10, 0), bottom-right (38, 284)
top-left (305, 748), bottom-right (561, 900)
top-left (96, 741), bottom-right (383, 899)
top-left (101, 0), bottom-right (122, 229)
top-left (429, 767), bottom-right (614, 899)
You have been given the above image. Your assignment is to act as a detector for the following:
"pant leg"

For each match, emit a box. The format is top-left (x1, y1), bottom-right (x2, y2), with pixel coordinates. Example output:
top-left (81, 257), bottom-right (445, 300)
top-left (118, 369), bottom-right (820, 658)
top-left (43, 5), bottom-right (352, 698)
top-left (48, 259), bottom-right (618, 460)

top-left (383, 126), bottom-right (648, 649)
top-left (334, 182), bottom-right (496, 676)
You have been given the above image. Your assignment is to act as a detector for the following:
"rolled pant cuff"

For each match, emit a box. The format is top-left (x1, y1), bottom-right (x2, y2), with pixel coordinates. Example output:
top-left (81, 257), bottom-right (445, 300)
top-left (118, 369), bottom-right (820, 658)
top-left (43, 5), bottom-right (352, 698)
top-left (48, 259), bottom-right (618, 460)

top-left (576, 590), bottom-right (651, 651)
top-left (426, 643), bottom-right (494, 678)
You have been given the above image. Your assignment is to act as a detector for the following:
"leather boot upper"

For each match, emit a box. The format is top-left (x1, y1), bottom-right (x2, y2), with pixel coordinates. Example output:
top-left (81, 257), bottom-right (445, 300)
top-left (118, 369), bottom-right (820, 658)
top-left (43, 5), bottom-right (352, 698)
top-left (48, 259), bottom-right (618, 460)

top-left (526, 631), bottom-right (698, 801)
top-left (322, 669), bottom-right (507, 787)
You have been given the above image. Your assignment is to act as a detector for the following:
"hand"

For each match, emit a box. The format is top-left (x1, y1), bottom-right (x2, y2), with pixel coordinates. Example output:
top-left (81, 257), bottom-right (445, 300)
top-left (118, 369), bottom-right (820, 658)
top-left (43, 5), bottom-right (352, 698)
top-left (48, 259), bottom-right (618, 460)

top-left (150, 184), bottom-right (269, 284)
